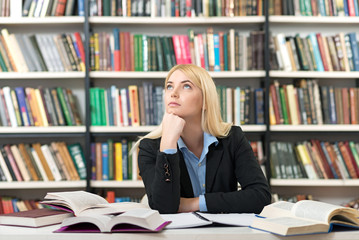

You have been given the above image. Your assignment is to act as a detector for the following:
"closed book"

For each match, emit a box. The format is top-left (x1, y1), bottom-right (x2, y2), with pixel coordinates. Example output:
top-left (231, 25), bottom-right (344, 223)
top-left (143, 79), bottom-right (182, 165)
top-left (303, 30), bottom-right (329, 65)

top-left (2, 86), bottom-right (18, 127)
top-left (66, 89), bottom-right (82, 126)
top-left (57, 142), bottom-right (80, 181)
top-left (128, 85), bottom-right (140, 127)
top-left (50, 88), bottom-right (66, 126)
top-left (348, 33), bottom-right (359, 71)
top-left (40, 144), bottom-right (62, 181)
top-left (0, 208), bottom-right (73, 228)
top-left (50, 142), bottom-right (72, 181)
top-left (18, 143), bottom-right (39, 181)
top-left (10, 89), bottom-right (23, 126)
top-left (32, 143), bottom-right (54, 181)
top-left (67, 143), bottom-right (86, 180)
top-left (56, 87), bottom-right (73, 126)
top-left (3, 145), bottom-right (24, 181)
top-left (0, 148), bottom-right (13, 181)
top-left (1, 147), bottom-right (18, 181)
top-left (15, 87), bottom-right (30, 126)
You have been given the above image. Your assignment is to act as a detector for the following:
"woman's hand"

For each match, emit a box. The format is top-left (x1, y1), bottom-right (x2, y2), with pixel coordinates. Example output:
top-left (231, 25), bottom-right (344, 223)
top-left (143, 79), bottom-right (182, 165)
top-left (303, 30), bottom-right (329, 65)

top-left (160, 112), bottom-right (185, 151)
top-left (178, 197), bottom-right (199, 212)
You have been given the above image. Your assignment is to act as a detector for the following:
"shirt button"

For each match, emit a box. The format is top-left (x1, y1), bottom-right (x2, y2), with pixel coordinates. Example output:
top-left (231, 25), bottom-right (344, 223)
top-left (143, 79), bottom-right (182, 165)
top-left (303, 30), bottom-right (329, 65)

top-left (198, 163), bottom-right (201, 167)
top-left (202, 184), bottom-right (205, 187)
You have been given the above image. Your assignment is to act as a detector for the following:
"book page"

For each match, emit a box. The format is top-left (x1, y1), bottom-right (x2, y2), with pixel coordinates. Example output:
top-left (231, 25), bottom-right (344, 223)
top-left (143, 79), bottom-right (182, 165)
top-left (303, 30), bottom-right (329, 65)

top-left (161, 212), bottom-right (212, 229)
top-left (81, 201), bottom-right (150, 216)
top-left (196, 212), bottom-right (255, 226)
top-left (43, 191), bottom-right (108, 215)
top-left (258, 201), bottom-right (295, 218)
top-left (292, 200), bottom-right (342, 223)
top-left (58, 214), bottom-right (113, 232)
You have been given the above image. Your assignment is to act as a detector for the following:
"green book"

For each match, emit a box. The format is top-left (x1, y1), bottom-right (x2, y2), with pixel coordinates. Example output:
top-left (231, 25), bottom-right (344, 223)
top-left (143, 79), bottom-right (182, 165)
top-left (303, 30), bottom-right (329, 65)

top-left (155, 37), bottom-right (164, 71)
top-left (279, 87), bottom-right (289, 125)
top-left (223, 33), bottom-right (228, 71)
top-left (103, 0), bottom-right (111, 16)
top-left (0, 50), bottom-right (8, 71)
top-left (67, 143), bottom-right (87, 180)
top-left (161, 36), bottom-right (172, 71)
top-left (56, 87), bottom-right (72, 126)
top-left (89, 88), bottom-right (98, 126)
top-left (99, 88), bottom-right (106, 125)
top-left (107, 139), bottom-right (114, 180)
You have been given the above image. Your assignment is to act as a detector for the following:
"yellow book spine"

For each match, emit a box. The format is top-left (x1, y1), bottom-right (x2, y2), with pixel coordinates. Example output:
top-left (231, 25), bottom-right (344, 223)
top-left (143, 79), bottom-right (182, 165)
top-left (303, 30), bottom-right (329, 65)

top-left (115, 142), bottom-right (123, 181)
top-left (34, 89), bottom-right (48, 127)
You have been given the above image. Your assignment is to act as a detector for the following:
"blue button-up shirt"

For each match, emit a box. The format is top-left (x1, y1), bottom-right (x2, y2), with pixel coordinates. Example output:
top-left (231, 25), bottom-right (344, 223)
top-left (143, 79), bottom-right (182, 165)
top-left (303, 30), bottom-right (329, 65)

top-left (163, 132), bottom-right (218, 212)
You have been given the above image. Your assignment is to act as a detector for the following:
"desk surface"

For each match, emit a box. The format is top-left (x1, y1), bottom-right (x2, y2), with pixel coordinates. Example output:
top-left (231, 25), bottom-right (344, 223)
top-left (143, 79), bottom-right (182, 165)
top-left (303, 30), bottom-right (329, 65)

top-left (0, 224), bottom-right (358, 240)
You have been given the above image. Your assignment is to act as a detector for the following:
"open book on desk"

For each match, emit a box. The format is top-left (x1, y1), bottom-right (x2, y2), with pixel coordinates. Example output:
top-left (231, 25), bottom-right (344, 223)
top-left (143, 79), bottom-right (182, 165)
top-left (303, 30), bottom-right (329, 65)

top-left (54, 208), bottom-right (170, 233)
top-left (161, 212), bottom-right (255, 229)
top-left (41, 191), bottom-right (148, 216)
top-left (250, 200), bottom-right (359, 236)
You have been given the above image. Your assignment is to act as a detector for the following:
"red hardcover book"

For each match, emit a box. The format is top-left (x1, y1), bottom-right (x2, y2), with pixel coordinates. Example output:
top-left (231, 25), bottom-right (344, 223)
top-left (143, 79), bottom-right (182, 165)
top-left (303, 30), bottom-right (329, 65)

top-left (311, 139), bottom-right (334, 179)
top-left (347, 0), bottom-right (356, 16)
top-left (55, 0), bottom-right (67, 16)
top-left (344, 141), bottom-right (359, 177)
top-left (120, 32), bottom-right (125, 71)
top-left (269, 84), bottom-right (280, 125)
top-left (338, 141), bottom-right (358, 179)
top-left (172, 35), bottom-right (183, 65)
top-left (197, 34), bottom-right (205, 68)
top-left (124, 32), bottom-right (131, 71)
top-left (316, 33), bottom-right (329, 71)
top-left (73, 32), bottom-right (86, 65)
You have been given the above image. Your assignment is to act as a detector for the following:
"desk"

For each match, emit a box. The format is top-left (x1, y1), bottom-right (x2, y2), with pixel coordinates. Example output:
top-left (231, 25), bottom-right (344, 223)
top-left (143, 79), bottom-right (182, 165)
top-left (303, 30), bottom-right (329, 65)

top-left (0, 225), bottom-right (358, 240)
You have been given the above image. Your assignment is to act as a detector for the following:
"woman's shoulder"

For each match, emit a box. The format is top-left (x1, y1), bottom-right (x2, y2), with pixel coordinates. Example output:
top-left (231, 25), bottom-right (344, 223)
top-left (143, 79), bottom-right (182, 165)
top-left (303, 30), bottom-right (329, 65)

top-left (139, 137), bottom-right (161, 150)
top-left (228, 125), bottom-right (245, 137)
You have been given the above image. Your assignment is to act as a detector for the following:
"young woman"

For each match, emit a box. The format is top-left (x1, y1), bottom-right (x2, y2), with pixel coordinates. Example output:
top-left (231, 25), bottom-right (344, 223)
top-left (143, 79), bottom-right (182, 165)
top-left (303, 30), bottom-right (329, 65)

top-left (137, 64), bottom-right (271, 214)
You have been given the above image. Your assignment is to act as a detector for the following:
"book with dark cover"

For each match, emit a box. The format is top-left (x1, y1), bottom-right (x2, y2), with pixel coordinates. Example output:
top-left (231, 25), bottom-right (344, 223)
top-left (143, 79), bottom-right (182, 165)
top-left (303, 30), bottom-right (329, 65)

top-left (0, 208), bottom-right (72, 228)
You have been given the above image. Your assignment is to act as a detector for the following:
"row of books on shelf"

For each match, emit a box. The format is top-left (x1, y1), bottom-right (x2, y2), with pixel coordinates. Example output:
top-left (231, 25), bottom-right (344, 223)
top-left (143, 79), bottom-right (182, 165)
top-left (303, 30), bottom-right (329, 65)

top-left (271, 193), bottom-right (314, 203)
top-left (0, 86), bottom-right (82, 127)
top-left (22, 0), bottom-right (85, 17)
top-left (270, 0), bottom-right (359, 17)
top-left (90, 83), bottom-right (264, 127)
top-left (0, 142), bottom-right (86, 182)
top-left (89, 0), bottom-right (264, 17)
top-left (90, 83), bottom-right (163, 127)
top-left (269, 79), bottom-right (359, 125)
top-left (0, 196), bottom-right (42, 214)
top-left (270, 140), bottom-right (359, 180)
top-left (0, 29), bottom-right (85, 72)
top-left (271, 32), bottom-right (359, 72)
top-left (89, 28), bottom-right (264, 72)
top-left (90, 139), bottom-right (140, 181)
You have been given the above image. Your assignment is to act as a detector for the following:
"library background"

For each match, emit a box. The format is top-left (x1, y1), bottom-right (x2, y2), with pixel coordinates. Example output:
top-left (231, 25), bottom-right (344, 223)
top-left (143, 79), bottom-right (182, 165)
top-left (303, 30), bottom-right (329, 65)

top-left (0, 0), bottom-right (359, 214)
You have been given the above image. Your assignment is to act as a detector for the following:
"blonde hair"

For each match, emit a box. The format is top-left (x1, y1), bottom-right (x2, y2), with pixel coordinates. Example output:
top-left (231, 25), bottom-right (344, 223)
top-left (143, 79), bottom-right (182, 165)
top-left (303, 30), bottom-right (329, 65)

top-left (133, 64), bottom-right (232, 150)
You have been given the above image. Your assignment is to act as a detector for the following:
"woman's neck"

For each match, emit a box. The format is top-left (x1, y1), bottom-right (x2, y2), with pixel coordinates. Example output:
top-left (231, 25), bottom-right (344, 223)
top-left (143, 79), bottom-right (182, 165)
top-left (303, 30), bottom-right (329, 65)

top-left (181, 123), bottom-right (204, 159)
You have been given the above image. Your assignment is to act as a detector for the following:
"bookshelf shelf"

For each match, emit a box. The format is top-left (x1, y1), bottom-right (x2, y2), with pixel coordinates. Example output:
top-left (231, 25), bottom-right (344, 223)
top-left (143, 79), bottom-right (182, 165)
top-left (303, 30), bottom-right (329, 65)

top-left (91, 180), bottom-right (144, 188)
top-left (269, 71), bottom-right (359, 79)
top-left (0, 72), bottom-right (85, 79)
top-left (0, 16), bottom-right (85, 25)
top-left (271, 179), bottom-right (359, 187)
top-left (269, 16), bottom-right (359, 24)
top-left (89, 71), bottom-right (266, 79)
top-left (89, 16), bottom-right (265, 25)
top-left (0, 181), bottom-right (86, 189)
top-left (0, 126), bottom-right (86, 134)
top-left (90, 126), bottom-right (157, 133)
top-left (270, 125), bottom-right (359, 132)
top-left (90, 125), bottom-right (266, 133)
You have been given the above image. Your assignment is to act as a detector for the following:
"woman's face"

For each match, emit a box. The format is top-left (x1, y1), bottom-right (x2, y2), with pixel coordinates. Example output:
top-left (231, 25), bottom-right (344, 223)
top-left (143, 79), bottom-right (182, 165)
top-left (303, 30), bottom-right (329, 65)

top-left (165, 70), bottom-right (203, 121)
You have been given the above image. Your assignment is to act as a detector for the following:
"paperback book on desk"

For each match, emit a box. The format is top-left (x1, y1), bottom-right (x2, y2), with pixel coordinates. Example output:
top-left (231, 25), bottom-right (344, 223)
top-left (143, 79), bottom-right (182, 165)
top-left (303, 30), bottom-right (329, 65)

top-left (250, 200), bottom-right (359, 236)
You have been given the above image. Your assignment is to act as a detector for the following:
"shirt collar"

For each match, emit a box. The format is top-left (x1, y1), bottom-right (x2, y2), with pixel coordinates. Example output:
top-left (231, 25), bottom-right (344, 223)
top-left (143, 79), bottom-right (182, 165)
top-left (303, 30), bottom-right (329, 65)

top-left (178, 132), bottom-right (218, 151)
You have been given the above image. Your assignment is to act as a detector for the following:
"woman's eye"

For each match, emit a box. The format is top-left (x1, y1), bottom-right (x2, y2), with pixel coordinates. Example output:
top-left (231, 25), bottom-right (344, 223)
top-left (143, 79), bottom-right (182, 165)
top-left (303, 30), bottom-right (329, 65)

top-left (184, 84), bottom-right (191, 89)
top-left (166, 85), bottom-right (173, 90)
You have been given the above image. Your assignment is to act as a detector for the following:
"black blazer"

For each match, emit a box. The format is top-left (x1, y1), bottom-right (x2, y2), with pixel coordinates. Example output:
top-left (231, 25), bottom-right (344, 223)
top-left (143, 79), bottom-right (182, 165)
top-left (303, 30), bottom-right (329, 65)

top-left (138, 126), bottom-right (271, 214)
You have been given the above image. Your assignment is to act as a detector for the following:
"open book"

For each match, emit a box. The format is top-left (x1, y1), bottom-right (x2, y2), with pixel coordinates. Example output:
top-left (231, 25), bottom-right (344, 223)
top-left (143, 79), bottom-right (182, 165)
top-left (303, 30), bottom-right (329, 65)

top-left (250, 200), bottom-right (359, 236)
top-left (41, 191), bottom-right (149, 216)
top-left (161, 212), bottom-right (255, 229)
top-left (54, 208), bottom-right (170, 233)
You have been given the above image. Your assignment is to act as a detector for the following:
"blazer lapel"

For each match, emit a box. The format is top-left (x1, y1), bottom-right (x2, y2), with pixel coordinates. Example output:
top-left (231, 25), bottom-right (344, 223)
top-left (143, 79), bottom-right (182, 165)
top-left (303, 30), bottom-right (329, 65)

top-left (178, 150), bottom-right (194, 197)
top-left (206, 142), bottom-right (224, 192)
